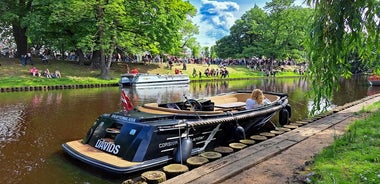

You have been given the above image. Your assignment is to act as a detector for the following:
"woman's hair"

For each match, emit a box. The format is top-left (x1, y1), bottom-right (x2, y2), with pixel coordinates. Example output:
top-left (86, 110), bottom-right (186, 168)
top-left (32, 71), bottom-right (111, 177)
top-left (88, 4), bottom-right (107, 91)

top-left (251, 89), bottom-right (264, 105)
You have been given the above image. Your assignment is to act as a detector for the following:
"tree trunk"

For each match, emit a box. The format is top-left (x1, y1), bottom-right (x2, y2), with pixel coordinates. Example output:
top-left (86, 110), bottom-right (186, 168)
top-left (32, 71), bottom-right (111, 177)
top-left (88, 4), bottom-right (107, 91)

top-left (99, 49), bottom-right (111, 80)
top-left (12, 24), bottom-right (27, 57)
top-left (76, 49), bottom-right (86, 65)
top-left (91, 50), bottom-right (101, 69)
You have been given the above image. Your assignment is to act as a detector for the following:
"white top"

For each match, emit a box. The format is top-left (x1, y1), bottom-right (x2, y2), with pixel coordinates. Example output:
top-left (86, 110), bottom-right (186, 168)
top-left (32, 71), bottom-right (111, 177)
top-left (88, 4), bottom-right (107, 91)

top-left (245, 98), bottom-right (258, 109)
top-left (263, 98), bottom-right (271, 105)
top-left (246, 98), bottom-right (271, 109)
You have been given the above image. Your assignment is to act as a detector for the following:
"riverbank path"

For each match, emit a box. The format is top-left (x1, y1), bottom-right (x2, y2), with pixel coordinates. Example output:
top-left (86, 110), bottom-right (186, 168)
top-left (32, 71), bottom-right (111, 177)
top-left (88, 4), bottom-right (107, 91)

top-left (163, 93), bottom-right (380, 184)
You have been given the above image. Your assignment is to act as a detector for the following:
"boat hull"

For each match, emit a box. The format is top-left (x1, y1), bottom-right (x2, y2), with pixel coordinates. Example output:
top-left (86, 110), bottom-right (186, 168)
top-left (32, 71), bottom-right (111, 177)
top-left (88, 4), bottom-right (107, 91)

top-left (62, 140), bottom-right (170, 173)
top-left (368, 79), bottom-right (380, 86)
top-left (119, 73), bottom-right (190, 87)
top-left (62, 91), bottom-right (291, 174)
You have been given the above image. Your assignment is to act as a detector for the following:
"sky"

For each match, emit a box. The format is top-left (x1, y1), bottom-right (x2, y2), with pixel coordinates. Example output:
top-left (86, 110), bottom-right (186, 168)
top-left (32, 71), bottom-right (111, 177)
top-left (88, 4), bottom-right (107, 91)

top-left (188, 0), bottom-right (306, 47)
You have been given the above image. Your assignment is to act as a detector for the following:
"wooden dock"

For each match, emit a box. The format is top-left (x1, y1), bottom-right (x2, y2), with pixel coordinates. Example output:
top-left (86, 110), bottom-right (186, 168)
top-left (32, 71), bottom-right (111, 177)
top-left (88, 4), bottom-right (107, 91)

top-left (163, 94), bottom-right (380, 184)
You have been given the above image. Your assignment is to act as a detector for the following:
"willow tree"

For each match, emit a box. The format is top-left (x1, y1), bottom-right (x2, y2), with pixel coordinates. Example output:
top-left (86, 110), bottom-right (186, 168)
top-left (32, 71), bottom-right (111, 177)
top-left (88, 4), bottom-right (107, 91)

top-left (306, 0), bottom-right (380, 111)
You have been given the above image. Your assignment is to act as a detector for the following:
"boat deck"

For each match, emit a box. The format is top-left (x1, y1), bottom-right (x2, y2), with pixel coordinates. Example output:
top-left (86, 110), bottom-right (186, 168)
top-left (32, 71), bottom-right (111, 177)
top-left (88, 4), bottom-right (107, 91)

top-left (63, 140), bottom-right (141, 169)
top-left (138, 93), bottom-right (280, 115)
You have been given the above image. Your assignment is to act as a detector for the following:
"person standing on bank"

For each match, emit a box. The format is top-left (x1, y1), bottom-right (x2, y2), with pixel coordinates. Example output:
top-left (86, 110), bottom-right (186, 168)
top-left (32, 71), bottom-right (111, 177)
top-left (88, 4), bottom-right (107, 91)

top-left (26, 51), bottom-right (33, 65)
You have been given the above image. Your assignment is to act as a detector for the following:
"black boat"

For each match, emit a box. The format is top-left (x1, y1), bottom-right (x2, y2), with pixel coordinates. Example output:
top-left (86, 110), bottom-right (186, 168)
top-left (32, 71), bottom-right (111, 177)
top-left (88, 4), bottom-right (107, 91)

top-left (62, 90), bottom-right (291, 173)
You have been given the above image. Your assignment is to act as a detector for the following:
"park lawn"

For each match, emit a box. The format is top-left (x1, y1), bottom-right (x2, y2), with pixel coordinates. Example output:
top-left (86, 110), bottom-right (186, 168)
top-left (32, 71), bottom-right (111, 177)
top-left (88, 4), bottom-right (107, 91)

top-left (0, 57), bottom-right (301, 88)
top-left (310, 101), bottom-right (380, 183)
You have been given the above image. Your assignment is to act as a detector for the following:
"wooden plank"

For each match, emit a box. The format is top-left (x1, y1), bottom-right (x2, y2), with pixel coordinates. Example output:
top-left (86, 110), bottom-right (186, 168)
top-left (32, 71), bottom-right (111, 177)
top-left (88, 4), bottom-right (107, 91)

top-left (164, 139), bottom-right (297, 184)
top-left (163, 101), bottom-right (367, 184)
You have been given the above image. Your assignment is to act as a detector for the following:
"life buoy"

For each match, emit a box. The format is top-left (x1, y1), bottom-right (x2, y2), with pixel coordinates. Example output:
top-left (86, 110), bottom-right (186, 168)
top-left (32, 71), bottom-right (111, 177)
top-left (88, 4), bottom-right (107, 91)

top-left (121, 89), bottom-right (134, 111)
top-left (279, 108), bottom-right (289, 125)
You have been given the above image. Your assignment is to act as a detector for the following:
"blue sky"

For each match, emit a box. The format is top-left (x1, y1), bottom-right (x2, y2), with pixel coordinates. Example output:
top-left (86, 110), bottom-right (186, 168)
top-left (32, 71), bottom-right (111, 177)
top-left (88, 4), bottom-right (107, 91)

top-left (188, 0), bottom-right (306, 47)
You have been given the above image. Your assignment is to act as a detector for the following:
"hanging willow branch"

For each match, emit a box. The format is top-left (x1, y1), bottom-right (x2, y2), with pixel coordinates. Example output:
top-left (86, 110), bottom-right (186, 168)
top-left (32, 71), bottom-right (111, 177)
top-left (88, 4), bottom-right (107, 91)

top-left (306, 0), bottom-right (380, 113)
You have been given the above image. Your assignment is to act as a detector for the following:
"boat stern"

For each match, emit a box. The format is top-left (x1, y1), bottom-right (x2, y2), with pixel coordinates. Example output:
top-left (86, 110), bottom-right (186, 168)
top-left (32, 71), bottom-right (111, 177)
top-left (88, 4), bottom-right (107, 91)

top-left (62, 140), bottom-right (144, 173)
top-left (62, 113), bottom-right (174, 173)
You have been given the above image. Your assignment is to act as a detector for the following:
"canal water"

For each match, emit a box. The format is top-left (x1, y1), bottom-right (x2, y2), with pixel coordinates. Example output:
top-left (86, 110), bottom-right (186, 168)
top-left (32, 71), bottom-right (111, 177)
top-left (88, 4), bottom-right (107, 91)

top-left (0, 76), bottom-right (377, 184)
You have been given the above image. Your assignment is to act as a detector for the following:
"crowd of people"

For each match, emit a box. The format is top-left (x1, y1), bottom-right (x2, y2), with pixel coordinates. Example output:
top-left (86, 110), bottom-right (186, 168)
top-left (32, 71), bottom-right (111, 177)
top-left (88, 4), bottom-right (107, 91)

top-left (16, 46), bottom-right (308, 81)
top-left (190, 66), bottom-right (229, 79)
top-left (29, 67), bottom-right (61, 78)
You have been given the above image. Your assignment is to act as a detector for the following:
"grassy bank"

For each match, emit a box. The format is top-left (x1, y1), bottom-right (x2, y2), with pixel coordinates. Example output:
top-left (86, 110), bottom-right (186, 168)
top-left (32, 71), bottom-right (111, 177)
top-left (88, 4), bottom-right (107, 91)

top-left (0, 57), bottom-right (301, 88)
top-left (309, 101), bottom-right (380, 183)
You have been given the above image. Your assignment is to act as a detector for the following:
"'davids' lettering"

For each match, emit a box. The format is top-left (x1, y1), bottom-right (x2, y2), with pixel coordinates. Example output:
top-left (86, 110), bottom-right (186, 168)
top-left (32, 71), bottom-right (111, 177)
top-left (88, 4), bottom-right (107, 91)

top-left (95, 139), bottom-right (120, 154)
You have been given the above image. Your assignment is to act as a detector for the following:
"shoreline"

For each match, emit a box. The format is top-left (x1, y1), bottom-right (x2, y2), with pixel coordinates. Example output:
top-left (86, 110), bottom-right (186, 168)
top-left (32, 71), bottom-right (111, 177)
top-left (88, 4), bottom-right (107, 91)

top-left (0, 76), bottom-right (302, 93)
top-left (0, 83), bottom-right (119, 93)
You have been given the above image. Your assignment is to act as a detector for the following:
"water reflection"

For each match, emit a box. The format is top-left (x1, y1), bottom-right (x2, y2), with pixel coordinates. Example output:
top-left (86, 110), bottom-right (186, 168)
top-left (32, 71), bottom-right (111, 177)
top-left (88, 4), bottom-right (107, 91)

top-left (0, 77), bottom-right (373, 184)
top-left (367, 86), bottom-right (380, 96)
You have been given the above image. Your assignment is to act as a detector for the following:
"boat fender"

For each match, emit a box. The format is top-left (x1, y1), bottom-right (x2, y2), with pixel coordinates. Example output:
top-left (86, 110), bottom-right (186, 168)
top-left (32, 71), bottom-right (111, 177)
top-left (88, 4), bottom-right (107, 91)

top-left (286, 104), bottom-right (292, 118)
top-left (235, 125), bottom-right (246, 140)
top-left (174, 137), bottom-right (193, 163)
top-left (279, 108), bottom-right (289, 125)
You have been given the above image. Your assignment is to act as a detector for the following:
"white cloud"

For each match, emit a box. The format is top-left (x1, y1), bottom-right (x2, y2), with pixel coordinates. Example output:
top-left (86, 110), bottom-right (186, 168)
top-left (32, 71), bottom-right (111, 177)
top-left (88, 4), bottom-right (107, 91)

top-left (192, 0), bottom-right (240, 47)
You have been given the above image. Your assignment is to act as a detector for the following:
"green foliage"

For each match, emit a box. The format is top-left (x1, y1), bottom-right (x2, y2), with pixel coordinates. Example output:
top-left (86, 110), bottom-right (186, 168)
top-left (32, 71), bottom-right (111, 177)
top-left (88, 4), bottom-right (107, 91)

top-left (1, 0), bottom-right (198, 62)
top-left (310, 101), bottom-right (380, 183)
top-left (306, 0), bottom-right (380, 112)
top-left (215, 2), bottom-right (313, 60)
top-left (123, 0), bottom-right (196, 55)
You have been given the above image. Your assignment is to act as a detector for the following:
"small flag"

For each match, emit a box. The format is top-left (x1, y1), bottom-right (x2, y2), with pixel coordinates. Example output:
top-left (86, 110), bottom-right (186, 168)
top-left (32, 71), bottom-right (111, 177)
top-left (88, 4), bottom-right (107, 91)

top-left (121, 89), bottom-right (134, 111)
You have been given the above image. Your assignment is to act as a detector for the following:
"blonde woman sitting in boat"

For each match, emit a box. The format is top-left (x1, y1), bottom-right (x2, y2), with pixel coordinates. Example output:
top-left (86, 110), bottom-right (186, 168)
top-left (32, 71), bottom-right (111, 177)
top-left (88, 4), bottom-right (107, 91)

top-left (246, 89), bottom-right (271, 109)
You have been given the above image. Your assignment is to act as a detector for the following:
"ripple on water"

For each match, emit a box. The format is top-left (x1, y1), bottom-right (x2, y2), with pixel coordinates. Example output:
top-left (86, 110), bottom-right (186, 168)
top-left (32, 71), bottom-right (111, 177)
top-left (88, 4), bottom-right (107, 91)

top-left (0, 104), bottom-right (27, 144)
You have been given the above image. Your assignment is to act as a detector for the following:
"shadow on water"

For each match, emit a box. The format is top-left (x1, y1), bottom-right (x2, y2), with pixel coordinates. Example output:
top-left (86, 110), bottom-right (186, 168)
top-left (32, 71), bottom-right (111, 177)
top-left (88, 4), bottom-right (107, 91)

top-left (0, 76), bottom-right (376, 183)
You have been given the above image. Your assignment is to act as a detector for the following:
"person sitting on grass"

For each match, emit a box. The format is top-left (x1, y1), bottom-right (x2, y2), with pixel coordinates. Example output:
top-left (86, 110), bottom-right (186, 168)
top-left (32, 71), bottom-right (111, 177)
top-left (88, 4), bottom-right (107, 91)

top-left (54, 70), bottom-right (61, 78)
top-left (29, 67), bottom-right (41, 77)
top-left (43, 68), bottom-right (51, 78)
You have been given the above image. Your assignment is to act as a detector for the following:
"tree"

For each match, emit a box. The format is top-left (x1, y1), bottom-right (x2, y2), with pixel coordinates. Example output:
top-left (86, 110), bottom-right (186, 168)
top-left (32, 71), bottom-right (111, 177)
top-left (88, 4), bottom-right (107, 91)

top-left (202, 46), bottom-right (210, 58)
top-left (306, 0), bottom-right (380, 111)
top-left (0, 0), bottom-right (33, 57)
top-left (28, 0), bottom-right (97, 64)
top-left (185, 37), bottom-right (201, 58)
top-left (13, 0), bottom-right (197, 79)
top-left (214, 1), bottom-right (313, 60)
top-left (124, 0), bottom-right (196, 55)
top-left (263, 1), bottom-right (312, 60)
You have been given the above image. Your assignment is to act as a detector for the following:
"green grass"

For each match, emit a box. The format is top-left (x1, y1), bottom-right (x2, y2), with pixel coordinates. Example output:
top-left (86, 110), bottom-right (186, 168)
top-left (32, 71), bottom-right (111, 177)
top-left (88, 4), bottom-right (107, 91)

top-left (0, 57), bottom-right (302, 88)
top-left (310, 101), bottom-right (380, 183)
